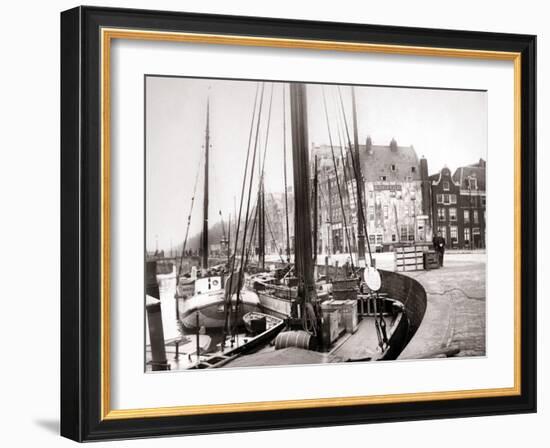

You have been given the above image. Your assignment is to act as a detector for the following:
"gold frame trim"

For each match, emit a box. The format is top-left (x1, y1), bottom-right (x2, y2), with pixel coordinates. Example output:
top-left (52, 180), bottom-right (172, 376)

top-left (100, 28), bottom-right (522, 421)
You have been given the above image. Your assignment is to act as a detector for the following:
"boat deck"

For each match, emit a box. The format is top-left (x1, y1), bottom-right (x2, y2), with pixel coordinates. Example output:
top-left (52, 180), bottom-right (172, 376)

top-left (221, 315), bottom-right (397, 368)
top-left (329, 316), bottom-right (383, 361)
top-left (227, 347), bottom-right (337, 368)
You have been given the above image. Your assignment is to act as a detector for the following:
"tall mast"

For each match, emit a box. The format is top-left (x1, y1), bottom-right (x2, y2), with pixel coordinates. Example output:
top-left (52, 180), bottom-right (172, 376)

top-left (313, 155), bottom-right (319, 266)
top-left (289, 83), bottom-right (315, 305)
top-left (227, 213), bottom-right (231, 265)
top-left (201, 96), bottom-right (210, 270)
top-left (351, 87), bottom-right (366, 266)
top-left (257, 146), bottom-right (265, 269)
top-left (260, 184), bottom-right (265, 269)
top-left (282, 85), bottom-right (291, 263)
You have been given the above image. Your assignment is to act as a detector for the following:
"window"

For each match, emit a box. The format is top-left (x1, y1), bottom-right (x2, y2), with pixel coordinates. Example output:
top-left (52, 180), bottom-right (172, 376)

top-left (392, 234), bottom-right (396, 242)
top-left (436, 194), bottom-right (443, 204)
top-left (450, 194), bottom-right (457, 204)
top-left (464, 228), bottom-right (471, 244)
top-left (437, 208), bottom-right (446, 221)
top-left (368, 206), bottom-right (375, 221)
top-left (390, 164), bottom-right (396, 172)
top-left (376, 234), bottom-right (383, 244)
top-left (400, 225), bottom-right (408, 240)
top-left (473, 210), bottom-right (479, 224)
top-left (369, 235), bottom-right (375, 244)
top-left (401, 224), bottom-right (413, 241)
top-left (449, 208), bottom-right (457, 221)
top-left (383, 205), bottom-right (388, 219)
top-left (411, 166), bottom-right (416, 173)
top-left (443, 181), bottom-right (450, 191)
top-left (443, 193), bottom-right (450, 204)
top-left (468, 177), bottom-right (478, 190)
top-left (450, 225), bottom-right (458, 242)
top-left (408, 225), bottom-right (415, 241)
top-left (481, 196), bottom-right (486, 206)
top-left (404, 205), bottom-right (409, 217)
top-left (437, 226), bottom-right (447, 240)
top-left (464, 210), bottom-right (470, 223)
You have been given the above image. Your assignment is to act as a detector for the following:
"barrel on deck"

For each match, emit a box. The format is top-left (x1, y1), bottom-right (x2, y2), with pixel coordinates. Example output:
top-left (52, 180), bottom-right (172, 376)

top-left (275, 330), bottom-right (316, 351)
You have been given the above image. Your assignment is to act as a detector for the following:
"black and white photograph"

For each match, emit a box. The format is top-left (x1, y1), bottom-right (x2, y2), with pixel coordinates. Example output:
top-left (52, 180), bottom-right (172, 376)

top-left (145, 76), bottom-right (487, 371)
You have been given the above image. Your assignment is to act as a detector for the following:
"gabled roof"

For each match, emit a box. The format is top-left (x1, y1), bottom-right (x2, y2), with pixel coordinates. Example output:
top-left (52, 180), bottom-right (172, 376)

top-left (359, 139), bottom-right (421, 182)
top-left (452, 159), bottom-right (486, 190)
top-left (429, 167), bottom-right (460, 187)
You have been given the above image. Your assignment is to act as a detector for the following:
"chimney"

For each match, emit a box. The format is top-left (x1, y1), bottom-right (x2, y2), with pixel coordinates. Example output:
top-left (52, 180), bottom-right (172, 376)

top-left (420, 157), bottom-right (428, 181)
top-left (366, 136), bottom-right (373, 154)
top-left (390, 138), bottom-right (397, 152)
top-left (419, 157), bottom-right (431, 217)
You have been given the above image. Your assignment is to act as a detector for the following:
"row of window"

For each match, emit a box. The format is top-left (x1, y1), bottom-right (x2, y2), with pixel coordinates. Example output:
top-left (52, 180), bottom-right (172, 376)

top-left (368, 228), bottom-right (416, 244)
top-left (437, 208), bottom-right (479, 223)
top-left (438, 225), bottom-right (481, 243)
top-left (379, 175), bottom-right (415, 182)
top-left (367, 205), bottom-right (421, 221)
top-left (389, 164), bottom-right (417, 173)
top-left (364, 225), bottom-right (482, 245)
top-left (440, 178), bottom-right (478, 191)
top-left (436, 193), bottom-right (457, 205)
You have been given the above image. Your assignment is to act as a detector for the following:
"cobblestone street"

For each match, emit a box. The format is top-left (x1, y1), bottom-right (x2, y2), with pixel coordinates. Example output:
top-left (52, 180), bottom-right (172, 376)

top-left (400, 251), bottom-right (486, 359)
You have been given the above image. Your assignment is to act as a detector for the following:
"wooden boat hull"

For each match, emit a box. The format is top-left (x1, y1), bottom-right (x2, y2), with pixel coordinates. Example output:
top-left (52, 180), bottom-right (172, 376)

top-left (190, 312), bottom-right (286, 369)
top-left (376, 269), bottom-right (427, 360)
top-left (179, 289), bottom-right (261, 331)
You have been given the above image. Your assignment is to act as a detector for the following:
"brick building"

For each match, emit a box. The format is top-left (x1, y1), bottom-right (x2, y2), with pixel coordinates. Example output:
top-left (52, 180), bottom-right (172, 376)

top-left (430, 159), bottom-right (486, 249)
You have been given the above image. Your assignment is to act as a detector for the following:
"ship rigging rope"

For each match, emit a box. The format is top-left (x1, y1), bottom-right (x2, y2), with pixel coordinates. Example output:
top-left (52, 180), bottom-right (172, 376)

top-left (302, 302), bottom-right (318, 336)
top-left (240, 82), bottom-right (276, 274)
top-left (336, 86), bottom-right (374, 266)
top-left (219, 209), bottom-right (227, 246)
top-left (230, 83), bottom-right (269, 336)
top-left (335, 110), bottom-right (359, 253)
top-left (176, 149), bottom-right (204, 280)
top-left (222, 82), bottom-right (262, 340)
top-left (264, 204), bottom-right (286, 264)
top-left (245, 204), bottom-right (259, 266)
top-left (257, 83), bottom-right (276, 193)
top-left (268, 190), bottom-right (290, 263)
top-left (321, 86), bottom-right (355, 272)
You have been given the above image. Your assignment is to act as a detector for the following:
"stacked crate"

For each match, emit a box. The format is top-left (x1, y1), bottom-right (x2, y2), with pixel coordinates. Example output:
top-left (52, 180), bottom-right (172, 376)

top-left (394, 244), bottom-right (429, 272)
top-left (331, 277), bottom-right (359, 301)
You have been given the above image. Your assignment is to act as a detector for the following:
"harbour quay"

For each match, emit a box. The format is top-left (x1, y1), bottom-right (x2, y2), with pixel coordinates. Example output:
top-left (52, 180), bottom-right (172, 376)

top-left (400, 250), bottom-right (486, 359)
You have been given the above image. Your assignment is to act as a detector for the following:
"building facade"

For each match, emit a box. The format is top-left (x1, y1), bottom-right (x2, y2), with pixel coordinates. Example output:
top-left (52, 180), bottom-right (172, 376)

top-left (430, 159), bottom-right (486, 249)
top-left (453, 159), bottom-right (486, 249)
top-left (313, 138), bottom-right (432, 254)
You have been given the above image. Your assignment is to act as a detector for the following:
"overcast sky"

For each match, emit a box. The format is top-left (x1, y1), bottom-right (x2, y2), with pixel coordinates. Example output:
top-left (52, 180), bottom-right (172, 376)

top-left (145, 76), bottom-right (487, 252)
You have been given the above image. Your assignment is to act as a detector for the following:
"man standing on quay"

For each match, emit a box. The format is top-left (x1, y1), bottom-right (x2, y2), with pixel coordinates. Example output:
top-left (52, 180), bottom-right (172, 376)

top-left (433, 231), bottom-right (446, 267)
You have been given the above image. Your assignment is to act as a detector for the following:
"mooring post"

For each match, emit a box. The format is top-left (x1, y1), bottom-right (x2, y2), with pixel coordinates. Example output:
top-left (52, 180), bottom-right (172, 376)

top-left (196, 311), bottom-right (200, 361)
top-left (146, 298), bottom-right (170, 371)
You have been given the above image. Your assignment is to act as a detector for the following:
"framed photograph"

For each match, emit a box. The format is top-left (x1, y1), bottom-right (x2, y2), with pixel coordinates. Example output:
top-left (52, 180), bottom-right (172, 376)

top-left (60, 6), bottom-right (536, 441)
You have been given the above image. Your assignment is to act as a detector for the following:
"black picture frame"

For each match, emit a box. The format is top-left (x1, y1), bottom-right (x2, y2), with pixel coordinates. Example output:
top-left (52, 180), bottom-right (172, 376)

top-left (61, 5), bottom-right (536, 442)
